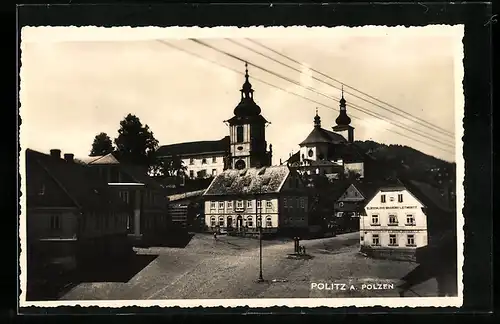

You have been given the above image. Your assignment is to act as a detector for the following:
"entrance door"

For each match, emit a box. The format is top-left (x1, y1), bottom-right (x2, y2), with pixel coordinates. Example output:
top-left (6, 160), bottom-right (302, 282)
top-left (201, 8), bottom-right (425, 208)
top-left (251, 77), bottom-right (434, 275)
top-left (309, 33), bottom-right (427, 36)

top-left (227, 216), bottom-right (233, 231)
top-left (237, 216), bottom-right (243, 231)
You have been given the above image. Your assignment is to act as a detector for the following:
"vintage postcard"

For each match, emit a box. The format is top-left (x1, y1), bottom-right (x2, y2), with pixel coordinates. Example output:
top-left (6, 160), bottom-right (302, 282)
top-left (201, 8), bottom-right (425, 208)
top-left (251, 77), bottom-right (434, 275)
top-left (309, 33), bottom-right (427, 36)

top-left (19, 25), bottom-right (465, 309)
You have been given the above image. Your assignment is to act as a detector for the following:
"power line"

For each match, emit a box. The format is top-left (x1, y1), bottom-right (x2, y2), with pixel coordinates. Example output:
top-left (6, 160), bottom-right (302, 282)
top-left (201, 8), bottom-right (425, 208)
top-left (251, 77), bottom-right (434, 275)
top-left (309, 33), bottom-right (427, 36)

top-left (243, 38), bottom-right (455, 139)
top-left (155, 39), bottom-right (455, 156)
top-left (189, 38), bottom-right (454, 149)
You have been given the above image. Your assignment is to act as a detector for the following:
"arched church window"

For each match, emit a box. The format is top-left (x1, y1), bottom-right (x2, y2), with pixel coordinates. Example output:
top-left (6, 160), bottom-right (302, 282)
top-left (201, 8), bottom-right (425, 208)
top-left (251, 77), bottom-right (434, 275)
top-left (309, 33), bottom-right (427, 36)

top-left (308, 149), bottom-right (314, 157)
top-left (236, 126), bottom-right (244, 143)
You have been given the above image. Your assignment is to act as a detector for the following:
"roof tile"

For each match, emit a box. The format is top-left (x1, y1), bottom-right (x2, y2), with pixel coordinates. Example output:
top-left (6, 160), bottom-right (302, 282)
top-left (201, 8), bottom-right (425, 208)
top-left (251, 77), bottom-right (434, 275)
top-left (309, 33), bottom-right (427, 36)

top-left (204, 166), bottom-right (290, 196)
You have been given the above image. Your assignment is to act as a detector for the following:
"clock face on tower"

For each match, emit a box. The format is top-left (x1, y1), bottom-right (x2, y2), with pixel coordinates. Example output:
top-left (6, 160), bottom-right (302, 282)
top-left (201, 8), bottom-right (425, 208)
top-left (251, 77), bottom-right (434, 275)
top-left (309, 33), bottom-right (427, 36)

top-left (308, 149), bottom-right (314, 157)
top-left (235, 159), bottom-right (246, 170)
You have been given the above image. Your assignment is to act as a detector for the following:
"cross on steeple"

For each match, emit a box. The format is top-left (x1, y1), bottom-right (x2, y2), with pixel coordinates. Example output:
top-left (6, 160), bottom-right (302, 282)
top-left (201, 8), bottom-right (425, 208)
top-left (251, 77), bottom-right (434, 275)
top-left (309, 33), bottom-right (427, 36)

top-left (241, 62), bottom-right (254, 99)
top-left (340, 84), bottom-right (346, 109)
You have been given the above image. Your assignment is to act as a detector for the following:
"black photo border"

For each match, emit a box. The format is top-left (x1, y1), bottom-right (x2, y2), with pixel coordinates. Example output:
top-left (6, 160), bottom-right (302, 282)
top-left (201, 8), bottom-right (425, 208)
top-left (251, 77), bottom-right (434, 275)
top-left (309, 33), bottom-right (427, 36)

top-left (13, 0), bottom-right (494, 320)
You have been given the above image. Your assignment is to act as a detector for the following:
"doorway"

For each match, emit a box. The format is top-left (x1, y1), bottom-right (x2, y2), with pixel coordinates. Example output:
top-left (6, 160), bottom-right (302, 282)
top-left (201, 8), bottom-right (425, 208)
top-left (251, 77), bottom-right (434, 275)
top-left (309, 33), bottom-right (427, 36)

top-left (236, 215), bottom-right (243, 231)
top-left (227, 216), bottom-right (233, 231)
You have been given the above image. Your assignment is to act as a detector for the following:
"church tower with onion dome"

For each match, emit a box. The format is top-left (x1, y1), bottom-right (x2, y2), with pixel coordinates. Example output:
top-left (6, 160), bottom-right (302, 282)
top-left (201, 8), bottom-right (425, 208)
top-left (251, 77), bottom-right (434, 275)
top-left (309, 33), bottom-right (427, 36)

top-left (224, 63), bottom-right (272, 170)
top-left (332, 85), bottom-right (355, 143)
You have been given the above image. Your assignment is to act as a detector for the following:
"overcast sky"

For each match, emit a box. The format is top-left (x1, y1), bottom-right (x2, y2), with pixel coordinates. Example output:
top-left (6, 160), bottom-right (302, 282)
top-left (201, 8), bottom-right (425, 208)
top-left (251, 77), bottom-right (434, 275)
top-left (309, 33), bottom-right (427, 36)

top-left (20, 26), bottom-right (464, 163)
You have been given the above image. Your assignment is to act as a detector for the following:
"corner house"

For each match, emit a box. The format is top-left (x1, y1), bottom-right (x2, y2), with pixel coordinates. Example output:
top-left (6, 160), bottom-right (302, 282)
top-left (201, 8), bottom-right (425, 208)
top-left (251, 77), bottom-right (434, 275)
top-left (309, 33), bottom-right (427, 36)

top-left (361, 178), bottom-right (454, 261)
top-left (203, 166), bottom-right (309, 236)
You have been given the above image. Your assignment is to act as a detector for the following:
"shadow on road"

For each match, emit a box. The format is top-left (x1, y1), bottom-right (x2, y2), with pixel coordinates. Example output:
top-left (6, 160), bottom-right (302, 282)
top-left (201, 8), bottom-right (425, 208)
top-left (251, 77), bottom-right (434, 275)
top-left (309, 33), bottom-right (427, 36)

top-left (286, 253), bottom-right (315, 260)
top-left (26, 273), bottom-right (78, 301)
top-left (25, 252), bottom-right (158, 301)
top-left (137, 233), bottom-right (195, 248)
top-left (77, 253), bottom-right (158, 283)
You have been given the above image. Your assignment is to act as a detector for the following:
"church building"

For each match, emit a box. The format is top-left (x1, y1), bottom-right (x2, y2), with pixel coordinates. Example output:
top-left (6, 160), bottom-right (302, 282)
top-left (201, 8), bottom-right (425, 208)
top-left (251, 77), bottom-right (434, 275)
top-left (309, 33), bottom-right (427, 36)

top-left (225, 63), bottom-right (273, 170)
top-left (157, 63), bottom-right (272, 178)
top-left (286, 88), bottom-right (366, 178)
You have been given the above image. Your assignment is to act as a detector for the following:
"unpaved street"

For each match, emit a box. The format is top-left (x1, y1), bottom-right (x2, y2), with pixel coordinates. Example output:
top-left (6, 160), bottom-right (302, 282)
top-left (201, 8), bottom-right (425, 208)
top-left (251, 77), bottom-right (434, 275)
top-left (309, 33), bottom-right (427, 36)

top-left (61, 232), bottom-right (437, 300)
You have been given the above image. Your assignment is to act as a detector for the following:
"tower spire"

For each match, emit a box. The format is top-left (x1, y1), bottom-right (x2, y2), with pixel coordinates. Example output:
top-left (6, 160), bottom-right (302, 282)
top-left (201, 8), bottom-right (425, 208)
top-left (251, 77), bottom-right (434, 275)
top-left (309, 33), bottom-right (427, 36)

top-left (240, 62), bottom-right (254, 100)
top-left (314, 108), bottom-right (321, 128)
top-left (339, 84), bottom-right (346, 109)
top-left (335, 86), bottom-right (351, 126)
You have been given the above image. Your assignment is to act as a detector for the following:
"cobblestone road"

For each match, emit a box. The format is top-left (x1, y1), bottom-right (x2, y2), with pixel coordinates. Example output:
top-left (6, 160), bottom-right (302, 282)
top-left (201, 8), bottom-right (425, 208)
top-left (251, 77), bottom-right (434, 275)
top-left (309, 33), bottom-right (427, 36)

top-left (61, 232), bottom-right (437, 300)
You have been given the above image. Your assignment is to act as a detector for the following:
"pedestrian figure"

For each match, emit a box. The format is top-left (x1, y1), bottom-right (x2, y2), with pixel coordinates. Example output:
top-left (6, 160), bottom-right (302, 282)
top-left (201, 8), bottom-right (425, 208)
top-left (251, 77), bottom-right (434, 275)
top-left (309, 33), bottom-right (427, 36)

top-left (213, 231), bottom-right (217, 241)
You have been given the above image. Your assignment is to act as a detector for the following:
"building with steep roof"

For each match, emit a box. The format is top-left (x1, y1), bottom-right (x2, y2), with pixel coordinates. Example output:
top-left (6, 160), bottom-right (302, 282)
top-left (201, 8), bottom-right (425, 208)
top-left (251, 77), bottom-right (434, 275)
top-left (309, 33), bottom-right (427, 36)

top-left (25, 149), bottom-right (132, 284)
top-left (361, 177), bottom-right (455, 261)
top-left (75, 152), bottom-right (169, 243)
top-left (203, 166), bottom-right (310, 235)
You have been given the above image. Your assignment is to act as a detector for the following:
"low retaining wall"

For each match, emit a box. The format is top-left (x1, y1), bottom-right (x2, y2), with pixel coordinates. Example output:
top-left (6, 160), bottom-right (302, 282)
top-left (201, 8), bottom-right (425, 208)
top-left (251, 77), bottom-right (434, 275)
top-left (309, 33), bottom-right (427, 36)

top-left (360, 246), bottom-right (417, 262)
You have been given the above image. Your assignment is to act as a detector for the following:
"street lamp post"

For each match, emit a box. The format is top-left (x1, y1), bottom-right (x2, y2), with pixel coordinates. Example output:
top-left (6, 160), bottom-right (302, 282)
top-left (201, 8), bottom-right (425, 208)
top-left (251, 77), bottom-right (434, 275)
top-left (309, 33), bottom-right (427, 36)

top-left (257, 195), bottom-right (264, 282)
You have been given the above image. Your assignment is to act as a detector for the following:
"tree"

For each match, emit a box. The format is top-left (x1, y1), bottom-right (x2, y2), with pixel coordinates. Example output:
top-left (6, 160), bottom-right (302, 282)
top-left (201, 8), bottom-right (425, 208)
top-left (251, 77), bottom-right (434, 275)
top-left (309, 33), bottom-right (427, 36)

top-left (150, 154), bottom-right (187, 178)
top-left (90, 132), bottom-right (114, 156)
top-left (114, 114), bottom-right (159, 167)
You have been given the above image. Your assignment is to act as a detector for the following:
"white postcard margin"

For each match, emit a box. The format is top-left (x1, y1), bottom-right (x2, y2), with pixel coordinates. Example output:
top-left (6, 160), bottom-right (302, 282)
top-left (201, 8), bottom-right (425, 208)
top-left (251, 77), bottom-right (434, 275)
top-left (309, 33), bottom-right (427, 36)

top-left (18, 25), bottom-right (465, 309)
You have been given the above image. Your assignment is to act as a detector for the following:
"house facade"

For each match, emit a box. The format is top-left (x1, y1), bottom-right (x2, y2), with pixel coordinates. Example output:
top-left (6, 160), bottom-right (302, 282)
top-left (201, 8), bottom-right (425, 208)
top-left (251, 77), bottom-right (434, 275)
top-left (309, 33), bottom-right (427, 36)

top-left (202, 166), bottom-right (310, 236)
top-left (156, 136), bottom-right (230, 179)
top-left (25, 149), bottom-right (131, 286)
top-left (361, 178), bottom-right (452, 261)
top-left (333, 181), bottom-right (384, 232)
top-left (362, 184), bottom-right (427, 251)
top-left (77, 153), bottom-right (169, 244)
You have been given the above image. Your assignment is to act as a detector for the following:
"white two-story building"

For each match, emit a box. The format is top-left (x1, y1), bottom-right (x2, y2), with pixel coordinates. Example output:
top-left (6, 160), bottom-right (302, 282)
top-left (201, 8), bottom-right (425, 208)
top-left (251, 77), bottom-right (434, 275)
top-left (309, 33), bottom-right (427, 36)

top-left (156, 136), bottom-right (230, 179)
top-left (361, 178), bottom-right (454, 260)
top-left (202, 165), bottom-right (310, 235)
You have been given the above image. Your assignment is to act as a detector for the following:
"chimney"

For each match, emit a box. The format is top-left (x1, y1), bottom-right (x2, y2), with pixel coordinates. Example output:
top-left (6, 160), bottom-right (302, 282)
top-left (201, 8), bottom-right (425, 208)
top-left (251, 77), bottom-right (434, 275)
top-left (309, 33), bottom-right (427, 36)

top-left (64, 153), bottom-right (74, 163)
top-left (50, 149), bottom-right (61, 159)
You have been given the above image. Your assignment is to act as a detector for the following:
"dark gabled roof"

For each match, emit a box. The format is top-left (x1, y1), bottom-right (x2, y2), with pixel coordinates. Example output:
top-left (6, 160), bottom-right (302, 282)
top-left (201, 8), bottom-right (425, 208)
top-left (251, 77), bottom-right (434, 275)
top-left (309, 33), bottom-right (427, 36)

top-left (329, 180), bottom-right (352, 201)
top-left (203, 166), bottom-right (290, 196)
top-left (352, 180), bottom-right (388, 201)
top-left (26, 149), bottom-right (128, 212)
top-left (156, 136), bottom-right (230, 157)
top-left (400, 178), bottom-right (453, 213)
top-left (299, 127), bottom-right (346, 146)
top-left (76, 153), bottom-right (165, 191)
top-left (285, 151), bottom-right (300, 165)
top-left (77, 153), bottom-right (120, 165)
